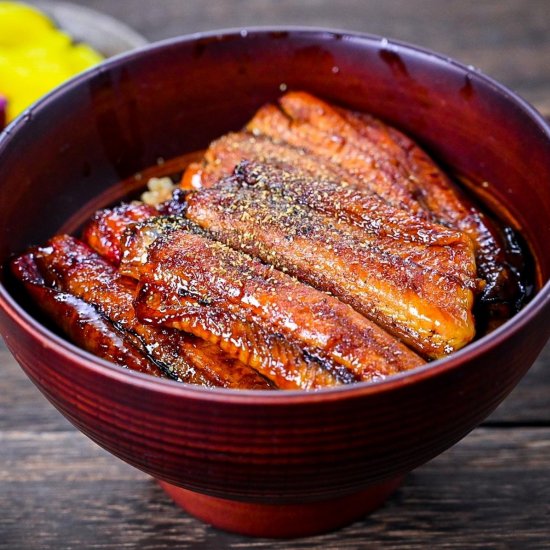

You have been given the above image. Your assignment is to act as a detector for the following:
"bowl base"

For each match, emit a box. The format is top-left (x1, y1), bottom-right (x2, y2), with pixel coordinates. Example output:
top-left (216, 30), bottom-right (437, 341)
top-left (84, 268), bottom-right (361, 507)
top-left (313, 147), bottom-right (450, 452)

top-left (158, 476), bottom-right (404, 538)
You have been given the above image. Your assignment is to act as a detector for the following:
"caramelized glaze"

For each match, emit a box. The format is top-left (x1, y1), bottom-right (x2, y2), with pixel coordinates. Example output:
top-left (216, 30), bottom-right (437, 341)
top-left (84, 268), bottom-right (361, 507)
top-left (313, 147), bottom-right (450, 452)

top-left (186, 163), bottom-right (476, 358)
top-left (29, 235), bottom-right (272, 389)
top-left (132, 225), bottom-right (424, 381)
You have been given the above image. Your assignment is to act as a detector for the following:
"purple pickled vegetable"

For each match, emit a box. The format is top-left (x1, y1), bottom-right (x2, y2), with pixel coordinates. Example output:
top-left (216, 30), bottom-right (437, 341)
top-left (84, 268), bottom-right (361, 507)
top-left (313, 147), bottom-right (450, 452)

top-left (0, 94), bottom-right (6, 129)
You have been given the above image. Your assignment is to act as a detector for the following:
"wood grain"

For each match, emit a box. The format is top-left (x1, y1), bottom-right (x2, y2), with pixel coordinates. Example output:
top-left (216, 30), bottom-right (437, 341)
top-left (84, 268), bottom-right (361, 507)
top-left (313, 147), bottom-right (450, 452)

top-left (3, 0), bottom-right (550, 547)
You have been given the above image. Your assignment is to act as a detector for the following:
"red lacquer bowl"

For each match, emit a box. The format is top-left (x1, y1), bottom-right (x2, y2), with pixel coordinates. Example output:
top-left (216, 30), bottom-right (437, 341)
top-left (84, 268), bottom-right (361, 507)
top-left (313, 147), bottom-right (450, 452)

top-left (0, 29), bottom-right (549, 538)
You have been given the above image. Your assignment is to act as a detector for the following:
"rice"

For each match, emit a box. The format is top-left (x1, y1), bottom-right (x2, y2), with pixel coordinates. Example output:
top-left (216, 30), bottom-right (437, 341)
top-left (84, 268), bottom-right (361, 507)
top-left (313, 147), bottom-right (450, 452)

top-left (141, 177), bottom-right (176, 206)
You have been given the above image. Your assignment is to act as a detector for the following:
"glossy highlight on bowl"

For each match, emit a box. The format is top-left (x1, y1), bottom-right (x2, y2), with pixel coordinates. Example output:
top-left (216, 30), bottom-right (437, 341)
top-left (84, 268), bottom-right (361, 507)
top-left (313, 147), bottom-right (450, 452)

top-left (0, 28), bottom-right (549, 537)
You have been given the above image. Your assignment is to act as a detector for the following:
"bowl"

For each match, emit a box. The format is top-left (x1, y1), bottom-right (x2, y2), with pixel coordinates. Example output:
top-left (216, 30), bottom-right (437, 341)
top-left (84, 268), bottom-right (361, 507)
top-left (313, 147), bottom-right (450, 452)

top-left (0, 29), bottom-right (549, 538)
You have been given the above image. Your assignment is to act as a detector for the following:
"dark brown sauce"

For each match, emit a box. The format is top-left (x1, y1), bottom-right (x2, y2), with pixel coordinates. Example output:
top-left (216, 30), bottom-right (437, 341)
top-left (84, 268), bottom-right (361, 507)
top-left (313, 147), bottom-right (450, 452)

top-left (450, 171), bottom-right (535, 337)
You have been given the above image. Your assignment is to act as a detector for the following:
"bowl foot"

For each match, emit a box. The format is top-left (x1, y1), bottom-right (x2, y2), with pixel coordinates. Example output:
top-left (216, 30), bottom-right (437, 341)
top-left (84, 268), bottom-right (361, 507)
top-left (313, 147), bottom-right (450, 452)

top-left (157, 476), bottom-right (404, 538)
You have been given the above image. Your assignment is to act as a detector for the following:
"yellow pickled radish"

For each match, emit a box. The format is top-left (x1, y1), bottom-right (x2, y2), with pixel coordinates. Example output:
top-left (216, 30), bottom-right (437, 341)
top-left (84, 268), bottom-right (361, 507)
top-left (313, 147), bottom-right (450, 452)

top-left (0, 2), bottom-right (55, 47)
top-left (66, 43), bottom-right (103, 73)
top-left (0, 1), bottom-right (103, 124)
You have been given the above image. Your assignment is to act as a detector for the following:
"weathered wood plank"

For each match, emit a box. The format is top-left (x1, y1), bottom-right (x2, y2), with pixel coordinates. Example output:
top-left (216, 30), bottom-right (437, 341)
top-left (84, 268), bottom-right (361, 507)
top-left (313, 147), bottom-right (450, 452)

top-left (0, 427), bottom-right (549, 549)
top-left (0, 348), bottom-right (75, 433)
top-left (487, 343), bottom-right (550, 424)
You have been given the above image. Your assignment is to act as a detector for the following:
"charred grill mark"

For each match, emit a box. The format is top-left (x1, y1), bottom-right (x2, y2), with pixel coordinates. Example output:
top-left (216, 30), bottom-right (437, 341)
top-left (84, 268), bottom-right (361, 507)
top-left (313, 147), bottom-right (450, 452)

top-left (108, 319), bottom-right (180, 381)
top-left (301, 348), bottom-right (359, 385)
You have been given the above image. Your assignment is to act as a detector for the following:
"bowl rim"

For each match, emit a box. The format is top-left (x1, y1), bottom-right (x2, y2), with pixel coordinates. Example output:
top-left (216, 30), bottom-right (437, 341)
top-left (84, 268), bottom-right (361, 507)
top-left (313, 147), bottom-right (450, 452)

top-left (1, 26), bottom-right (549, 405)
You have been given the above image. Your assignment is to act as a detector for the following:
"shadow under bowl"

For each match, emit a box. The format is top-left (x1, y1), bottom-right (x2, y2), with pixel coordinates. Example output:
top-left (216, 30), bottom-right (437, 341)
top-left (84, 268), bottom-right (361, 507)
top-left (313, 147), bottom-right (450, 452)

top-left (0, 28), bottom-right (549, 537)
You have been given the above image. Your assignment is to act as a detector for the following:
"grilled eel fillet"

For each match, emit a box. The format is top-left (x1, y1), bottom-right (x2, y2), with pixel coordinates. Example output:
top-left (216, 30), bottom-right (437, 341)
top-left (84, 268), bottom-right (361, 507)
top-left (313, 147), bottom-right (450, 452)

top-left (182, 132), bottom-right (475, 281)
top-left (115, 217), bottom-right (345, 389)
top-left (82, 202), bottom-right (324, 388)
top-left (121, 217), bottom-right (424, 384)
top-left (121, 218), bottom-right (348, 388)
top-left (183, 91), bottom-right (522, 321)
top-left (24, 234), bottom-right (272, 389)
top-left (237, 161), bottom-right (477, 287)
top-left (184, 162), bottom-right (477, 358)
top-left (11, 252), bottom-right (163, 377)
top-left (82, 202), bottom-right (158, 265)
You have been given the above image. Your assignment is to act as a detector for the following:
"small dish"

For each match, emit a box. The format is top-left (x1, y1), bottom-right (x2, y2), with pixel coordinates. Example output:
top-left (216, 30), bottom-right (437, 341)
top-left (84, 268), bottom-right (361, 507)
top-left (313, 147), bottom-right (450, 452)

top-left (32, 1), bottom-right (148, 56)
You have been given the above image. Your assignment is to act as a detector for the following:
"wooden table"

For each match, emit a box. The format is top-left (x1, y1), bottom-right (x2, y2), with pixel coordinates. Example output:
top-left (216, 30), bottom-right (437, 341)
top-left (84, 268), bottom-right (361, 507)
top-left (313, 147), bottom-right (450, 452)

top-left (1, 1), bottom-right (549, 547)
